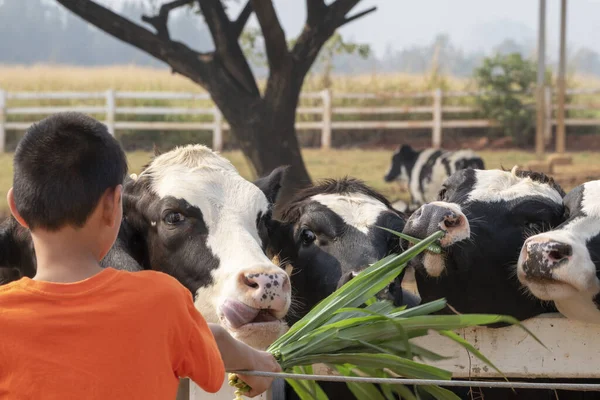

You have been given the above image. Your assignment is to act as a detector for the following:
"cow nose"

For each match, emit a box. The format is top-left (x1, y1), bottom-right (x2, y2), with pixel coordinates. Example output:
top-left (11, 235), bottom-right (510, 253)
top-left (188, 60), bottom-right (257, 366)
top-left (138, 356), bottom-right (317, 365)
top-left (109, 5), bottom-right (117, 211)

top-left (521, 239), bottom-right (572, 279)
top-left (239, 269), bottom-right (290, 311)
top-left (403, 202), bottom-right (470, 246)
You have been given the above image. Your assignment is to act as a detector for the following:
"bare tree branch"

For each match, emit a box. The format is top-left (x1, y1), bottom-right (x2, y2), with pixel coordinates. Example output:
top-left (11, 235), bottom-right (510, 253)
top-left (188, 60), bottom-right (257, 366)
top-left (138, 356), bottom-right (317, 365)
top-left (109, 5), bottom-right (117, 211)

top-left (232, 0), bottom-right (253, 38)
top-left (56, 0), bottom-right (211, 80)
top-left (327, 0), bottom-right (361, 22)
top-left (198, 0), bottom-right (259, 96)
top-left (338, 6), bottom-right (376, 28)
top-left (306, 0), bottom-right (327, 26)
top-left (291, 0), bottom-right (374, 80)
top-left (251, 0), bottom-right (290, 71)
top-left (141, 0), bottom-right (194, 39)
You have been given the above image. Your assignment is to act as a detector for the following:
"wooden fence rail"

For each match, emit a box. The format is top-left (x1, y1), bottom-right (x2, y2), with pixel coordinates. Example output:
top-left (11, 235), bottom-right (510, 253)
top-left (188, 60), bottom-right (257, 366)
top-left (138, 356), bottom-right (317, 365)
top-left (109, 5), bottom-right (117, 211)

top-left (0, 87), bottom-right (599, 153)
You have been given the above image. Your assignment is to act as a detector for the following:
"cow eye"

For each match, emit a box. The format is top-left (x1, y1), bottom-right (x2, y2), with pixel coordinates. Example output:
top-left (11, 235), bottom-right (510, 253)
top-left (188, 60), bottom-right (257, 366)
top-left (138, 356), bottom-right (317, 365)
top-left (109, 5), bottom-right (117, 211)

top-left (300, 229), bottom-right (316, 245)
top-left (164, 212), bottom-right (185, 225)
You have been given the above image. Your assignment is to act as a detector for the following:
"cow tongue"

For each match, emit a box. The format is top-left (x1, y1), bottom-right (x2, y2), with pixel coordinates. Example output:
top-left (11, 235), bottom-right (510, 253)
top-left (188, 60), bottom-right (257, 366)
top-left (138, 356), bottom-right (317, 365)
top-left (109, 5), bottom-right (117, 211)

top-left (220, 299), bottom-right (260, 329)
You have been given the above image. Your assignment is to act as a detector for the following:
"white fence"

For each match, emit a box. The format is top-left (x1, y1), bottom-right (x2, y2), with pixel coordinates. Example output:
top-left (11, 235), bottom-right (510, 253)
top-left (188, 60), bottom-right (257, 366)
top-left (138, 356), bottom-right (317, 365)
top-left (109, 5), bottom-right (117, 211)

top-left (0, 88), bottom-right (599, 153)
top-left (184, 313), bottom-right (600, 399)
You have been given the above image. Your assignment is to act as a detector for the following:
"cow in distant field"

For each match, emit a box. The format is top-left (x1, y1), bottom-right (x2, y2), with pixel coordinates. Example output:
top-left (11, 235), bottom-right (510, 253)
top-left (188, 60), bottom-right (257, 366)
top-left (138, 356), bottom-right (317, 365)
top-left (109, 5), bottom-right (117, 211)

top-left (0, 144), bottom-right (292, 351)
top-left (401, 167), bottom-right (563, 320)
top-left (384, 144), bottom-right (484, 212)
top-left (518, 180), bottom-right (600, 324)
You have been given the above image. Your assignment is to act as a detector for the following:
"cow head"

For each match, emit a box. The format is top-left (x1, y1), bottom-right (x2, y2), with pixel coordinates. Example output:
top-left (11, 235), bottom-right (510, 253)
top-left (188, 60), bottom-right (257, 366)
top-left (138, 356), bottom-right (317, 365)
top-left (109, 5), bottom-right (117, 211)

top-left (122, 145), bottom-right (291, 349)
top-left (0, 216), bottom-right (36, 285)
top-left (384, 144), bottom-right (418, 187)
top-left (274, 178), bottom-right (414, 324)
top-left (517, 180), bottom-right (600, 323)
top-left (402, 167), bottom-right (565, 320)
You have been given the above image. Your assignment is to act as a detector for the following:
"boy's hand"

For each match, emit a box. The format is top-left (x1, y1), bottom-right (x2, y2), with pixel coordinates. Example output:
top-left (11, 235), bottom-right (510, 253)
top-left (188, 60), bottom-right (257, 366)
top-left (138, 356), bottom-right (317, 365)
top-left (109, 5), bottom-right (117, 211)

top-left (236, 349), bottom-right (281, 398)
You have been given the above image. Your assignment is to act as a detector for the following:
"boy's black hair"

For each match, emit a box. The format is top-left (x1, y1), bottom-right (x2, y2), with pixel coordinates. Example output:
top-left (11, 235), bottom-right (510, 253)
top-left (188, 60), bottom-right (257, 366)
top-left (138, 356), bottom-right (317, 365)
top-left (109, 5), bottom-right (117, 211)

top-left (13, 112), bottom-right (128, 231)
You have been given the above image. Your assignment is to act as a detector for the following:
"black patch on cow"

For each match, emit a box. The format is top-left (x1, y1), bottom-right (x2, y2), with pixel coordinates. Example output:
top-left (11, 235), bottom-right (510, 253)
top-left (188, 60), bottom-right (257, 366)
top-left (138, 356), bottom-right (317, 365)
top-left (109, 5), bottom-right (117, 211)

top-left (455, 157), bottom-right (485, 171)
top-left (123, 172), bottom-right (220, 297)
top-left (418, 150), bottom-right (443, 196)
top-left (562, 184), bottom-right (585, 222)
top-left (0, 217), bottom-right (36, 285)
top-left (254, 166), bottom-right (289, 205)
top-left (441, 157), bottom-right (452, 177)
top-left (384, 144), bottom-right (419, 182)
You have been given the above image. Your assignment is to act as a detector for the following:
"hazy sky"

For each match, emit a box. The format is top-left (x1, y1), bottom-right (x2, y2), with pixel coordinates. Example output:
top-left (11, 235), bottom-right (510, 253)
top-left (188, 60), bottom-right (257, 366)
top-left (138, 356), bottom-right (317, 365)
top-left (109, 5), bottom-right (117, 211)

top-left (228, 0), bottom-right (600, 60)
top-left (104, 0), bottom-right (600, 60)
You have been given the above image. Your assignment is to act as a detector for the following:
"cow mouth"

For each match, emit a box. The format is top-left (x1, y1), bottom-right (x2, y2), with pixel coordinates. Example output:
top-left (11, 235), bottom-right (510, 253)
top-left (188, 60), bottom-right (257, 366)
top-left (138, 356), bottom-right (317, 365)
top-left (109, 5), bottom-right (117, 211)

top-left (219, 299), bottom-right (283, 330)
top-left (518, 273), bottom-right (579, 301)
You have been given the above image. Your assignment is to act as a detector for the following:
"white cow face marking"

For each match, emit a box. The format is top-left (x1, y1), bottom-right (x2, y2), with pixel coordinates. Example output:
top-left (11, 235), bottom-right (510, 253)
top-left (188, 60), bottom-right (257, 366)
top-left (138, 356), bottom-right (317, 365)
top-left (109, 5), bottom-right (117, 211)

top-left (311, 193), bottom-right (390, 235)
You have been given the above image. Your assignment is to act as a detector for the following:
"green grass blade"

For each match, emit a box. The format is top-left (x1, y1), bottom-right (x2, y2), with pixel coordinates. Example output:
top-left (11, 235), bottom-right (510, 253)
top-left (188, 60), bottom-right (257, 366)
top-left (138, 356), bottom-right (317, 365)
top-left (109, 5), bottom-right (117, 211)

top-left (390, 298), bottom-right (447, 318)
top-left (285, 366), bottom-right (329, 400)
top-left (355, 368), bottom-right (419, 400)
top-left (283, 353), bottom-right (452, 380)
top-left (438, 330), bottom-right (506, 379)
top-left (335, 365), bottom-right (386, 400)
top-left (376, 226), bottom-right (443, 254)
top-left (418, 385), bottom-right (462, 400)
top-left (268, 230), bottom-right (445, 352)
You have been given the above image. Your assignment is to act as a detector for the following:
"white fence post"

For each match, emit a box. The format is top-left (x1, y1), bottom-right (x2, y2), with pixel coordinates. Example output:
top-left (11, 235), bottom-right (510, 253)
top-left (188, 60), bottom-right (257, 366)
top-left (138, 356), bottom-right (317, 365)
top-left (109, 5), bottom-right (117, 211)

top-left (0, 89), bottom-right (5, 153)
top-left (544, 86), bottom-right (552, 145)
top-left (432, 88), bottom-right (442, 148)
top-left (320, 88), bottom-right (332, 149)
top-left (212, 107), bottom-right (223, 152)
top-left (105, 89), bottom-right (116, 136)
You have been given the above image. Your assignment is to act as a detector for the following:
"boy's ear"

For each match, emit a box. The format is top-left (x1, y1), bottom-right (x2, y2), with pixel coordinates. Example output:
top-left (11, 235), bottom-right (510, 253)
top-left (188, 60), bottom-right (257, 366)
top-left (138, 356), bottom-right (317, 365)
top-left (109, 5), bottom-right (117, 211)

top-left (101, 185), bottom-right (122, 228)
top-left (7, 188), bottom-right (29, 229)
top-left (110, 185), bottom-right (123, 228)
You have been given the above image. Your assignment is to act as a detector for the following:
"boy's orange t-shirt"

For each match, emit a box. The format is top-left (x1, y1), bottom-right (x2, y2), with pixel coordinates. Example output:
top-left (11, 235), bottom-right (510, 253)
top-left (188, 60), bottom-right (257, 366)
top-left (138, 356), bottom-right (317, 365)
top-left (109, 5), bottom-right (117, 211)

top-left (0, 267), bottom-right (225, 400)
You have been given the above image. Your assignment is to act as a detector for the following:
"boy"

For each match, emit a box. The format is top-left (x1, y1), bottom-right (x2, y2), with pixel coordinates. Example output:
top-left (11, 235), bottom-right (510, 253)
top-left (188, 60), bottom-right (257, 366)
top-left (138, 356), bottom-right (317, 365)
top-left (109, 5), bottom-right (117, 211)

top-left (0, 112), bottom-right (280, 399)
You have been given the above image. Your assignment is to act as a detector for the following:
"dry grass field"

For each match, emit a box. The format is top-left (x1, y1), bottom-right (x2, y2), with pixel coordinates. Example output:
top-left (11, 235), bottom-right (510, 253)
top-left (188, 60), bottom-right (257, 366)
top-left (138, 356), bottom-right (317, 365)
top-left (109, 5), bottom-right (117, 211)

top-left (2, 64), bottom-right (600, 93)
top-left (0, 149), bottom-right (598, 214)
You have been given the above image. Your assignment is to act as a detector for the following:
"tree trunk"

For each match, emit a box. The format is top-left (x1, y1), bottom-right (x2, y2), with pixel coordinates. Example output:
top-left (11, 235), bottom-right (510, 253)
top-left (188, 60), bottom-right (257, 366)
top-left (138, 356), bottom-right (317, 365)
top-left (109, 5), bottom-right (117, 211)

top-left (208, 65), bottom-right (312, 206)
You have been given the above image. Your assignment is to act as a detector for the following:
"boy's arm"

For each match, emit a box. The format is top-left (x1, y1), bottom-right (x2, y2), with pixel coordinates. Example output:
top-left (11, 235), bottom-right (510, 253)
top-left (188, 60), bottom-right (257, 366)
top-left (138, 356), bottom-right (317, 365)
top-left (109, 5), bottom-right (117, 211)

top-left (171, 281), bottom-right (281, 397)
top-left (208, 324), bottom-right (282, 398)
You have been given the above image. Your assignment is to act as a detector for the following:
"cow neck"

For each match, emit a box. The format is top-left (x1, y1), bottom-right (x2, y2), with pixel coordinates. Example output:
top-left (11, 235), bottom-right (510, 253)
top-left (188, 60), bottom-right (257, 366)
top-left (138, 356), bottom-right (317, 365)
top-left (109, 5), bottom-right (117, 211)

top-left (7, 267), bottom-right (120, 296)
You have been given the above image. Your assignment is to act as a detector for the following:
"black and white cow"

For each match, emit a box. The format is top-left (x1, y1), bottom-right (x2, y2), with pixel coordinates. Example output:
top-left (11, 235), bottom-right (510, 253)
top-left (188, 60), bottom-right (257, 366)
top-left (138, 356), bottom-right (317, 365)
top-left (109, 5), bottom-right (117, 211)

top-left (518, 180), bottom-right (600, 323)
top-left (264, 177), bottom-right (419, 400)
top-left (384, 144), bottom-right (484, 212)
top-left (271, 178), bottom-right (419, 325)
top-left (0, 144), bottom-right (292, 351)
top-left (401, 167), bottom-right (564, 320)
top-left (0, 217), bottom-right (35, 285)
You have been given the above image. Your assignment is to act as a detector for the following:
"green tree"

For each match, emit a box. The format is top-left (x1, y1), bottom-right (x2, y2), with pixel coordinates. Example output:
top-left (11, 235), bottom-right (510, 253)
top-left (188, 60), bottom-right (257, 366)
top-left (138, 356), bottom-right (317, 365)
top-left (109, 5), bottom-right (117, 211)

top-left (474, 53), bottom-right (548, 146)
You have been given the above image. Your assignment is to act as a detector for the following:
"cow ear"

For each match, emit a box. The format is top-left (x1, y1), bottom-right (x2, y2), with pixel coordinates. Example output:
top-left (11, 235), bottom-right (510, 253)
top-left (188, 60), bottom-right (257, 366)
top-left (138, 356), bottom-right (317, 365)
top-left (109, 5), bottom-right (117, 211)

top-left (254, 166), bottom-right (290, 204)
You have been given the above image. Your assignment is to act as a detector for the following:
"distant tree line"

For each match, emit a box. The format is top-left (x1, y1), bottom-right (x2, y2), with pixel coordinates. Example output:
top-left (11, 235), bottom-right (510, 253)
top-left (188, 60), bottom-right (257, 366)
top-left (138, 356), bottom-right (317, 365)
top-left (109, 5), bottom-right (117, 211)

top-left (2, 0), bottom-right (600, 79)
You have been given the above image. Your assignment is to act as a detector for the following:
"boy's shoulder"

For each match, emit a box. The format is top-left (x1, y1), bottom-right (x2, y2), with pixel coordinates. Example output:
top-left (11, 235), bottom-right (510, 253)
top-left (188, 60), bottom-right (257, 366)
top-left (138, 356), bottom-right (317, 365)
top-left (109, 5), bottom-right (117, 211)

top-left (115, 269), bottom-right (191, 301)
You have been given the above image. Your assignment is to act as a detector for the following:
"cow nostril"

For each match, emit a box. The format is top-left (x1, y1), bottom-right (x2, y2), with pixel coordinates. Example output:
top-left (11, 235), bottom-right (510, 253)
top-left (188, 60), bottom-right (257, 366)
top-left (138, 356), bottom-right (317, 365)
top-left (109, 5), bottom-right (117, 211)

top-left (442, 213), bottom-right (462, 229)
top-left (548, 243), bottom-right (572, 262)
top-left (242, 275), bottom-right (259, 289)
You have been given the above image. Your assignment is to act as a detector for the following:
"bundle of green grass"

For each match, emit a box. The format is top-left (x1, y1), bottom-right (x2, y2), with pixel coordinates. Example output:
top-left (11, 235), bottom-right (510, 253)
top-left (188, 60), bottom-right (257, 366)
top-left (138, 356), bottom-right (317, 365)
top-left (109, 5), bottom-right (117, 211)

top-left (229, 230), bottom-right (537, 400)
